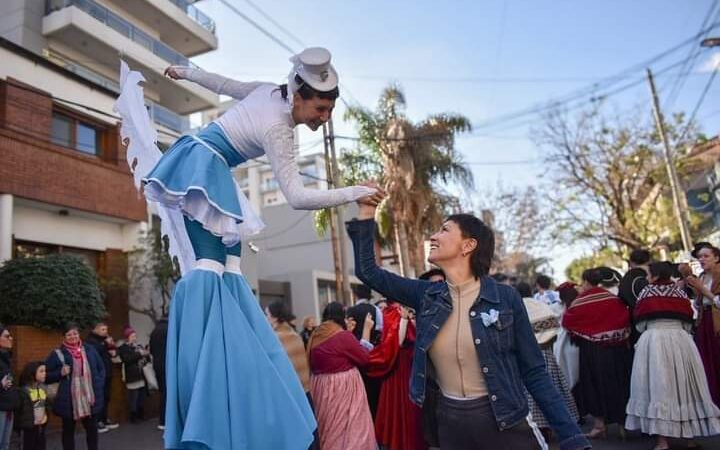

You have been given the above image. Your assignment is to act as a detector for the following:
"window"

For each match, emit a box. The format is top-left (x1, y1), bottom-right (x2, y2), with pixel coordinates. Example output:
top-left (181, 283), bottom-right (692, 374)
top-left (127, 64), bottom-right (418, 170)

top-left (50, 111), bottom-right (103, 156)
top-left (14, 240), bottom-right (99, 270)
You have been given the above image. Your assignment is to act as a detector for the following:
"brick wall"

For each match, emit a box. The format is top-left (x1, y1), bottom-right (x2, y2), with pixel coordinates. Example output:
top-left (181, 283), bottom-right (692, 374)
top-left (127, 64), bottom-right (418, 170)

top-left (0, 78), bottom-right (146, 222)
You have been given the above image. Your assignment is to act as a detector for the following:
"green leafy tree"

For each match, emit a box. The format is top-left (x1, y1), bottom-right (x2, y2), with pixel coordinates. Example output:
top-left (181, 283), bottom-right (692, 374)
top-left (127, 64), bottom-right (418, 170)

top-left (564, 249), bottom-right (625, 283)
top-left (536, 105), bottom-right (707, 258)
top-left (0, 254), bottom-right (106, 330)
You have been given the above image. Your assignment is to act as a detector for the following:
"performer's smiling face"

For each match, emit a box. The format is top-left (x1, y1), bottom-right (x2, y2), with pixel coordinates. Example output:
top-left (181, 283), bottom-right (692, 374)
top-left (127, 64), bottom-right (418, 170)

top-left (293, 94), bottom-right (335, 131)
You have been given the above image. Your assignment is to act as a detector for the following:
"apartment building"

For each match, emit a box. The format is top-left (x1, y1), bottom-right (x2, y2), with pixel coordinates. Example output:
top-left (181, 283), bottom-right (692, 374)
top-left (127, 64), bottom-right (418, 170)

top-left (0, 0), bottom-right (220, 335)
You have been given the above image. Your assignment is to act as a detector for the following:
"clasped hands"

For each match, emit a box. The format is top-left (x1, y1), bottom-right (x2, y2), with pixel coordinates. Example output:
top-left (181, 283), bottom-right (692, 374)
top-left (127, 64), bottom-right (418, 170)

top-left (357, 181), bottom-right (386, 220)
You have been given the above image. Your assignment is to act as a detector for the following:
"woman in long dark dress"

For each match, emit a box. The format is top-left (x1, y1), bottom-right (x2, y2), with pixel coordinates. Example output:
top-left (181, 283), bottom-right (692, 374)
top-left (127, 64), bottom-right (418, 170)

top-left (562, 268), bottom-right (633, 439)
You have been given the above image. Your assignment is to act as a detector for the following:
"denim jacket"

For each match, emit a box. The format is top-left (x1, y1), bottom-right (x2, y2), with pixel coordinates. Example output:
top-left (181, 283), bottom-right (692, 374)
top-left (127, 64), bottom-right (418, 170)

top-left (347, 219), bottom-right (590, 450)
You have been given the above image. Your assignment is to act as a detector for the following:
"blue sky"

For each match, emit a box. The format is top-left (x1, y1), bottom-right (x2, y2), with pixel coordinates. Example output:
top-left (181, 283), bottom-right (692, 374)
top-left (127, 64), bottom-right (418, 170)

top-left (192, 0), bottom-right (720, 277)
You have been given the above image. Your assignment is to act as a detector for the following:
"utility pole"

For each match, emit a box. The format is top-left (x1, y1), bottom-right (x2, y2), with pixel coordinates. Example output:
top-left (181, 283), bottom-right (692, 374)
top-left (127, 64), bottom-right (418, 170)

top-left (646, 68), bottom-right (693, 252)
top-left (322, 123), bottom-right (345, 304)
top-left (327, 119), bottom-right (352, 305)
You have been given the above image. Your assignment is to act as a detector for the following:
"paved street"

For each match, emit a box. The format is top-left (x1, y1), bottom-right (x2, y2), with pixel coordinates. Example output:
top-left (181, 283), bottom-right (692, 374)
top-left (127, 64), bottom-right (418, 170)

top-left (28, 419), bottom-right (719, 449)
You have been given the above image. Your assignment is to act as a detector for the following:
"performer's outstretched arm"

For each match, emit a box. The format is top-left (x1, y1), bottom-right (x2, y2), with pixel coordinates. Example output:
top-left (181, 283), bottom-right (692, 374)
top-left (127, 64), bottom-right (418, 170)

top-left (263, 124), bottom-right (377, 209)
top-left (165, 66), bottom-right (268, 100)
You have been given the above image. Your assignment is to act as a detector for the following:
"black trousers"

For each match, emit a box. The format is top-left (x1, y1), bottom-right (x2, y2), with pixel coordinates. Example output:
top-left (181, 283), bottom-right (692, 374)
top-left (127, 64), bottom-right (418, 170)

top-left (437, 395), bottom-right (543, 450)
top-left (22, 425), bottom-right (46, 450)
top-left (157, 368), bottom-right (166, 426)
top-left (99, 376), bottom-right (112, 423)
top-left (61, 415), bottom-right (98, 450)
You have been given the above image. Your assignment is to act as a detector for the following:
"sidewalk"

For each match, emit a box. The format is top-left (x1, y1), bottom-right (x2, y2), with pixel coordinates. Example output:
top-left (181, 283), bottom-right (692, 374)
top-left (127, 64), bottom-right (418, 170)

top-left (35, 419), bottom-right (720, 449)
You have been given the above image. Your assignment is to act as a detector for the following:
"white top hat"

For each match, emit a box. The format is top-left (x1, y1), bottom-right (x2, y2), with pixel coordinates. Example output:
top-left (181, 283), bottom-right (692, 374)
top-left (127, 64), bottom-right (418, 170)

top-left (288, 47), bottom-right (338, 94)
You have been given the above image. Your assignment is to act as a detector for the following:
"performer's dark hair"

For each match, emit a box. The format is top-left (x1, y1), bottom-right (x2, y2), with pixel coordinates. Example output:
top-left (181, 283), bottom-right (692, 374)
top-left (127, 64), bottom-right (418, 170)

top-left (352, 284), bottom-right (372, 300)
top-left (63, 323), bottom-right (80, 335)
top-left (278, 74), bottom-right (339, 101)
top-left (535, 274), bottom-right (552, 290)
top-left (581, 268), bottom-right (603, 286)
top-left (446, 214), bottom-right (494, 279)
top-left (629, 249), bottom-right (651, 266)
top-left (649, 261), bottom-right (674, 282)
top-left (267, 301), bottom-right (295, 324)
top-left (515, 281), bottom-right (532, 298)
top-left (321, 302), bottom-right (346, 329)
top-left (19, 361), bottom-right (45, 387)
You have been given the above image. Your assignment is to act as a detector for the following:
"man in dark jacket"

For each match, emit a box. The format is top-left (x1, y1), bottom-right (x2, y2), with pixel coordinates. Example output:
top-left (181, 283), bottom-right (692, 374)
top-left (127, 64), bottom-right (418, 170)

top-left (85, 322), bottom-right (119, 432)
top-left (149, 318), bottom-right (168, 430)
top-left (619, 249), bottom-right (651, 344)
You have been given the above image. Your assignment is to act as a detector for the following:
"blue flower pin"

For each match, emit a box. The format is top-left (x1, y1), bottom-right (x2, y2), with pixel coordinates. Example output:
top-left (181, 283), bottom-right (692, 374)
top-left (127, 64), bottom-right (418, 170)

top-left (480, 309), bottom-right (500, 327)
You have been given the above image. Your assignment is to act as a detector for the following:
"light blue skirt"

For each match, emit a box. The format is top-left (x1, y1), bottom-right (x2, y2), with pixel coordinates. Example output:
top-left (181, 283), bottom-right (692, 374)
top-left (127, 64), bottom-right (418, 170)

top-left (144, 124), bottom-right (246, 246)
top-left (165, 268), bottom-right (316, 449)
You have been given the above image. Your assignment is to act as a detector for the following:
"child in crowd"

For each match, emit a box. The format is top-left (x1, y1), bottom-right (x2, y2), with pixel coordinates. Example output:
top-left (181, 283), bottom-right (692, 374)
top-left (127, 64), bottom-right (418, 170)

top-left (19, 361), bottom-right (48, 450)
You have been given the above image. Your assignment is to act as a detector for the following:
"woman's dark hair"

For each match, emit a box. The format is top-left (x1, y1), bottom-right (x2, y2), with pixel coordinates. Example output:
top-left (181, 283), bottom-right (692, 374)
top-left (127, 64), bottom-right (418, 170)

top-left (692, 242), bottom-right (720, 261)
top-left (515, 281), bottom-right (532, 298)
top-left (649, 261), bottom-right (674, 282)
top-left (557, 283), bottom-right (579, 307)
top-left (581, 268), bottom-right (603, 287)
top-left (596, 266), bottom-right (621, 288)
top-left (321, 302), bottom-right (346, 329)
top-left (278, 74), bottom-right (339, 101)
top-left (19, 361), bottom-right (45, 386)
top-left (446, 214), bottom-right (494, 279)
top-left (267, 301), bottom-right (295, 324)
top-left (419, 268), bottom-right (446, 281)
top-left (535, 274), bottom-right (552, 290)
top-left (63, 323), bottom-right (80, 335)
top-left (629, 249), bottom-right (651, 266)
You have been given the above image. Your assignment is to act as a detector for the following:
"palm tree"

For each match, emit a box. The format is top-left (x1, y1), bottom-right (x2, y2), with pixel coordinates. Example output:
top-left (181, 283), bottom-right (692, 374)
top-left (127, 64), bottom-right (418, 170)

top-left (322, 84), bottom-right (474, 276)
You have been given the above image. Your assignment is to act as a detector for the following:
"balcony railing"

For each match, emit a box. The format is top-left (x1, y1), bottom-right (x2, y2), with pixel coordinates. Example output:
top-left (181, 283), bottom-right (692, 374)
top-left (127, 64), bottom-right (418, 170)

top-left (148, 102), bottom-right (189, 133)
top-left (47, 52), bottom-right (188, 133)
top-left (46, 0), bottom-right (199, 68)
top-left (169, 0), bottom-right (216, 34)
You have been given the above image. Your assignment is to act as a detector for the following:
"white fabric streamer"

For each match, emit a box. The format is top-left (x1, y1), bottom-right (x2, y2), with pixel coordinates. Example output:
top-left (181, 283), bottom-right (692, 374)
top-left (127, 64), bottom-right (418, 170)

top-left (114, 60), bottom-right (196, 275)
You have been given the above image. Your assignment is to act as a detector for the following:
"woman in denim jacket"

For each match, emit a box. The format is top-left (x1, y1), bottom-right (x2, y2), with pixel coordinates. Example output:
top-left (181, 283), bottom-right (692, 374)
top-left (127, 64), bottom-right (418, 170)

top-left (346, 197), bottom-right (590, 450)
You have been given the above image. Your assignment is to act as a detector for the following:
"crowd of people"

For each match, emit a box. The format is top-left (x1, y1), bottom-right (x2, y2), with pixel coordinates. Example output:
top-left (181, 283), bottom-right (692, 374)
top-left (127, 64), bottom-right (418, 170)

top-left (0, 319), bottom-right (168, 450)
top-left (2, 218), bottom-right (720, 450)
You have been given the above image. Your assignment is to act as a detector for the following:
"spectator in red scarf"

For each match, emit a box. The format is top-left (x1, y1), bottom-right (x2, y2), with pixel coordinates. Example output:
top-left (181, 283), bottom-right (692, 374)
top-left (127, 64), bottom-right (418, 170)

top-left (45, 324), bottom-right (105, 450)
top-left (562, 268), bottom-right (632, 439)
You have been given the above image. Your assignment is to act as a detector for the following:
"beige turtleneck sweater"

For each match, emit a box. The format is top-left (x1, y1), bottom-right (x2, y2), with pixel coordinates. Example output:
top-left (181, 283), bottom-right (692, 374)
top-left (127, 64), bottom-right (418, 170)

top-left (428, 278), bottom-right (488, 399)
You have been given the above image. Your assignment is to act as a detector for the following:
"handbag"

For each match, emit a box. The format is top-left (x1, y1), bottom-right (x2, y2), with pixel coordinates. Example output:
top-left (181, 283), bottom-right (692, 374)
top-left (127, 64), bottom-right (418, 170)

top-left (46, 349), bottom-right (66, 403)
top-left (142, 361), bottom-right (159, 391)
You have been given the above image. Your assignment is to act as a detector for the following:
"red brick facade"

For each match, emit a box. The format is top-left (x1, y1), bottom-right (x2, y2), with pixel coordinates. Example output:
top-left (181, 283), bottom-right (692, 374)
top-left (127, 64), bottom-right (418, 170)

top-left (0, 78), bottom-right (146, 222)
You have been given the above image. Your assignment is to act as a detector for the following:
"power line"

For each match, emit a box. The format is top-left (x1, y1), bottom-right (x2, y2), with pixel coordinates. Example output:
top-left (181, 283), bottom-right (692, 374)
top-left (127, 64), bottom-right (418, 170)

top-left (662, 3), bottom-right (720, 110)
top-left (215, 0), bottom-right (297, 54)
top-left (677, 58), bottom-right (719, 143)
top-left (238, 0), bottom-right (307, 49)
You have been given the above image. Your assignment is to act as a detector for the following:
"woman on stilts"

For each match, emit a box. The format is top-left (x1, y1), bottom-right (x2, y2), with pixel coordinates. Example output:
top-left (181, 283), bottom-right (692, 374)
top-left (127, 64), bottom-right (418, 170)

top-left (115, 47), bottom-right (382, 450)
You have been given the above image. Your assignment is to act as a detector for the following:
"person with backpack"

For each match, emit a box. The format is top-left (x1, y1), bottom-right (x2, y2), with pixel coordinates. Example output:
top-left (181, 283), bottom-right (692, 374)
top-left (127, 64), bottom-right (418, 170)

top-left (45, 324), bottom-right (105, 450)
top-left (18, 361), bottom-right (49, 450)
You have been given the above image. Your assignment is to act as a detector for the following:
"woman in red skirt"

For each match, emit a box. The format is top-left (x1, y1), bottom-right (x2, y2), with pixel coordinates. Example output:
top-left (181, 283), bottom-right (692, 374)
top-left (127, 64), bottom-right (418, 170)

top-left (685, 242), bottom-right (720, 406)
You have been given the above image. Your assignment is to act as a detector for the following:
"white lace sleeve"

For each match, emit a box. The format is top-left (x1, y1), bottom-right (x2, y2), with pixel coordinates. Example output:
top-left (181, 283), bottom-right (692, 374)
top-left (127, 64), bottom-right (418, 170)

top-left (263, 124), bottom-right (377, 210)
top-left (175, 67), bottom-right (269, 100)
